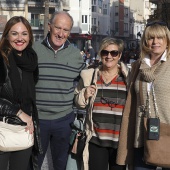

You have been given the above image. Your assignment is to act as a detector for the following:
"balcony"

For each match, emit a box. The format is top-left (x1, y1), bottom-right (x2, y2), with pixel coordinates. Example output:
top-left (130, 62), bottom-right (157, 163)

top-left (29, 19), bottom-right (44, 29)
top-left (28, 0), bottom-right (57, 8)
top-left (149, 0), bottom-right (158, 4)
top-left (28, 1), bottom-right (43, 7)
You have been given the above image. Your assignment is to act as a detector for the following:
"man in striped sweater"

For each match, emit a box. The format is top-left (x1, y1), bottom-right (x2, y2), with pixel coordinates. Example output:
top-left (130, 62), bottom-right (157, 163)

top-left (32, 11), bottom-right (85, 170)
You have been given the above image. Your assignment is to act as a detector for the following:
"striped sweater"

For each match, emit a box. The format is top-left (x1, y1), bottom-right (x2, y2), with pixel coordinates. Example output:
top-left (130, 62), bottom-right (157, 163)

top-left (90, 74), bottom-right (127, 148)
top-left (74, 64), bottom-right (129, 170)
top-left (33, 37), bottom-right (85, 120)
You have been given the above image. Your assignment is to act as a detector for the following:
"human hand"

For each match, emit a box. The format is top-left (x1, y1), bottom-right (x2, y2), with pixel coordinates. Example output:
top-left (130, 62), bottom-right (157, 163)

top-left (17, 111), bottom-right (34, 134)
top-left (84, 85), bottom-right (96, 100)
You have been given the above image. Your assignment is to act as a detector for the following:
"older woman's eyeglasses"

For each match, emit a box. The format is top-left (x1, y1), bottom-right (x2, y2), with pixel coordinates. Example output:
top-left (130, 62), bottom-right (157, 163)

top-left (146, 21), bottom-right (167, 27)
top-left (101, 50), bottom-right (119, 57)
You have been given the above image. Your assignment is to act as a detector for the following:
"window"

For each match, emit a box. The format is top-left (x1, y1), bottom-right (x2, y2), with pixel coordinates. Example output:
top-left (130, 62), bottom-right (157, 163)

top-left (82, 15), bottom-right (87, 23)
top-left (115, 6), bottom-right (118, 16)
top-left (103, 4), bottom-right (107, 8)
top-left (92, 6), bottom-right (97, 12)
top-left (124, 8), bottom-right (128, 17)
top-left (115, 22), bottom-right (118, 32)
top-left (103, 9), bottom-right (107, 15)
top-left (124, 23), bottom-right (128, 32)
top-left (103, 4), bottom-right (108, 15)
top-left (92, 18), bottom-right (97, 25)
top-left (31, 14), bottom-right (39, 27)
top-left (131, 26), bottom-right (134, 34)
top-left (92, 0), bottom-right (96, 5)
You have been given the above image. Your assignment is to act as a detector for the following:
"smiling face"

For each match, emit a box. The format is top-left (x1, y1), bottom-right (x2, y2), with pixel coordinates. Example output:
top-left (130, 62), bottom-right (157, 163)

top-left (7, 22), bottom-right (30, 52)
top-left (48, 13), bottom-right (72, 50)
top-left (147, 36), bottom-right (167, 57)
top-left (141, 24), bottom-right (170, 59)
top-left (101, 44), bottom-right (121, 69)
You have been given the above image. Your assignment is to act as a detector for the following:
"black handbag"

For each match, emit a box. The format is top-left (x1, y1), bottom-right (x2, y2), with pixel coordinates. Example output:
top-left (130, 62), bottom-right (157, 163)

top-left (70, 118), bottom-right (86, 160)
top-left (0, 115), bottom-right (26, 126)
top-left (70, 68), bottom-right (97, 160)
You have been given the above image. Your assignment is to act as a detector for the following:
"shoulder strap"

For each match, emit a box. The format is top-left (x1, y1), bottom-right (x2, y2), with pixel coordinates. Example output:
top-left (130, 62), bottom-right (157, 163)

top-left (139, 80), bottom-right (144, 105)
top-left (87, 69), bottom-right (97, 108)
top-left (90, 69), bottom-right (96, 85)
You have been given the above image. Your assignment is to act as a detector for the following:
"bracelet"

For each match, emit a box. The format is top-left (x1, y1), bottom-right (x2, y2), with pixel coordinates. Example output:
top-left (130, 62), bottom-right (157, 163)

top-left (17, 110), bottom-right (23, 117)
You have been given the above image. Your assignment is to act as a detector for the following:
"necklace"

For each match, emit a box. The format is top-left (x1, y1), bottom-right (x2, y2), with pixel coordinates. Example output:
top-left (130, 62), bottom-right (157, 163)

top-left (100, 74), bottom-right (119, 110)
top-left (101, 70), bottom-right (118, 86)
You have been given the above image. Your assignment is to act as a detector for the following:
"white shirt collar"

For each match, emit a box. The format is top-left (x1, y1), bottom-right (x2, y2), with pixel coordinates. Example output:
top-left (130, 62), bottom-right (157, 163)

top-left (47, 37), bottom-right (64, 51)
top-left (144, 50), bottom-right (167, 67)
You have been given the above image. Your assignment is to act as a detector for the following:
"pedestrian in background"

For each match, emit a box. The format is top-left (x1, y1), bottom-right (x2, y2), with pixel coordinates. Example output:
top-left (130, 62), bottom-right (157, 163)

top-left (74, 37), bottom-right (129, 170)
top-left (116, 21), bottom-right (170, 170)
top-left (32, 11), bottom-right (85, 170)
top-left (86, 44), bottom-right (95, 65)
top-left (0, 16), bottom-right (42, 170)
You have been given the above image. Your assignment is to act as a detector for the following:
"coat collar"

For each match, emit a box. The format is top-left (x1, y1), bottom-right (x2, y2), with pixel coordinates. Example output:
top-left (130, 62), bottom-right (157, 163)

top-left (80, 62), bottom-right (130, 87)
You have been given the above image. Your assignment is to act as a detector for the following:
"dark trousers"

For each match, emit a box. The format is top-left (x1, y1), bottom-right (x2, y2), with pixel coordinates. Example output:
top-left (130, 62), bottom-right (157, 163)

top-left (38, 112), bottom-right (74, 170)
top-left (0, 147), bottom-right (32, 170)
top-left (89, 142), bottom-right (126, 170)
top-left (134, 147), bottom-right (170, 170)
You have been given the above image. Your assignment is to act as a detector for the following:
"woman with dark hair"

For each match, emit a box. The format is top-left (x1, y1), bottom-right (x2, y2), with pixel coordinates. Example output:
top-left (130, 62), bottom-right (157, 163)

top-left (0, 16), bottom-right (42, 170)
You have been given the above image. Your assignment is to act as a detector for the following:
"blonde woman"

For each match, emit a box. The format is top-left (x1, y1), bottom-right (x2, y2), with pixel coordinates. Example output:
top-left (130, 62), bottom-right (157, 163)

top-left (116, 21), bottom-right (170, 170)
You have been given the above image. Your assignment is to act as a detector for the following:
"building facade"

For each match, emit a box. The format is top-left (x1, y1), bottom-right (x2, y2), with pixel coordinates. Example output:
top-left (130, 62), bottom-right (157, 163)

top-left (0, 0), bottom-right (154, 53)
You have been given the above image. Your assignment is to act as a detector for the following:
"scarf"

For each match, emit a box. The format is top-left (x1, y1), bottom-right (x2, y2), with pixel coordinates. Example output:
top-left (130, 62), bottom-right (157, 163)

top-left (8, 47), bottom-right (38, 113)
top-left (139, 60), bottom-right (162, 82)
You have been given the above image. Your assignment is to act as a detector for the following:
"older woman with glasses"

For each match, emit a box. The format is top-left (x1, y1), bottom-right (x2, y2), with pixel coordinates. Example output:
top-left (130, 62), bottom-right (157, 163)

top-left (74, 37), bottom-right (129, 170)
top-left (116, 21), bottom-right (170, 170)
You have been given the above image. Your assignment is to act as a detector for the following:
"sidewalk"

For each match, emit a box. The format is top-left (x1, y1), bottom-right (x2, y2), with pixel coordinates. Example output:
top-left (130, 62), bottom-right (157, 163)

top-left (42, 145), bottom-right (54, 170)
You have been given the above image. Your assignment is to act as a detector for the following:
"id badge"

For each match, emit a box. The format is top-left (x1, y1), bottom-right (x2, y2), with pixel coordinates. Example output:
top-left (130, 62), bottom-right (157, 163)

top-left (147, 118), bottom-right (160, 140)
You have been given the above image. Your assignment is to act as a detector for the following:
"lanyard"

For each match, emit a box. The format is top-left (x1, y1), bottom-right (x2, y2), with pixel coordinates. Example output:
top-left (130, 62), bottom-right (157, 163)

top-left (146, 83), bottom-right (159, 118)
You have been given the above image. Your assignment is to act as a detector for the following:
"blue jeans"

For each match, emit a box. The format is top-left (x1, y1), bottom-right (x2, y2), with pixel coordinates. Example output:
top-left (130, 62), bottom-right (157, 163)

top-left (134, 148), bottom-right (170, 170)
top-left (38, 112), bottom-right (74, 170)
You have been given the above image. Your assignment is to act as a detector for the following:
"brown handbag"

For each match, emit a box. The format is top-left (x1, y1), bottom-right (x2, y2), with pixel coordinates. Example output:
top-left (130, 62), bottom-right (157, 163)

top-left (143, 117), bottom-right (170, 168)
top-left (140, 81), bottom-right (170, 168)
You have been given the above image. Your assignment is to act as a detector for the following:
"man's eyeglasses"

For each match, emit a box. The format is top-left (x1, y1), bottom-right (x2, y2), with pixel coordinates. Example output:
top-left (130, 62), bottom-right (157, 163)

top-left (146, 21), bottom-right (167, 27)
top-left (100, 50), bottom-right (119, 58)
top-left (100, 97), bottom-right (117, 110)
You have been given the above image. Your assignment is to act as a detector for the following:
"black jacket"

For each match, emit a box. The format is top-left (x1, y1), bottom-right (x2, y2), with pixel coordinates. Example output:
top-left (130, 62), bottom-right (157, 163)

top-left (0, 56), bottom-right (43, 169)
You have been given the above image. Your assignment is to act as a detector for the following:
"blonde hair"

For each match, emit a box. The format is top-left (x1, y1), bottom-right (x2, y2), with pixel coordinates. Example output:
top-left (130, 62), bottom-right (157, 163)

top-left (98, 37), bottom-right (124, 58)
top-left (140, 23), bottom-right (170, 59)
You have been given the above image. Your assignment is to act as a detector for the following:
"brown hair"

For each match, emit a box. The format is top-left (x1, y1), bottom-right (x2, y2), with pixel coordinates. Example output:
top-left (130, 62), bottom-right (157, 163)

top-left (0, 16), bottom-right (33, 64)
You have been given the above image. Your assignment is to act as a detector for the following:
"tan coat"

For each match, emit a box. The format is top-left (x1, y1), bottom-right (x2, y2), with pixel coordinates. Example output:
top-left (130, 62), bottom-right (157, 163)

top-left (74, 62), bottom-right (129, 170)
top-left (116, 60), bottom-right (141, 165)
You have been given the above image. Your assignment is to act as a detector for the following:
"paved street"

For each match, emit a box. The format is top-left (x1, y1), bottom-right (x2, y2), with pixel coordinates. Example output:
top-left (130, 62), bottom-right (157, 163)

top-left (41, 147), bottom-right (162, 170)
top-left (42, 145), bottom-right (54, 170)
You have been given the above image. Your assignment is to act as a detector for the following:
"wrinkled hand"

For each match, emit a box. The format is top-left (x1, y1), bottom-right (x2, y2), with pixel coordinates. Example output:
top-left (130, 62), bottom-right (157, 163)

top-left (17, 111), bottom-right (34, 134)
top-left (84, 85), bottom-right (96, 100)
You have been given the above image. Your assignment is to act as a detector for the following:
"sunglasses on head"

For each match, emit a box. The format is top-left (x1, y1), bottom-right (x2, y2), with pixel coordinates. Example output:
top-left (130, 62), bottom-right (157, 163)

top-left (146, 21), bottom-right (167, 27)
top-left (100, 50), bottom-right (119, 57)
